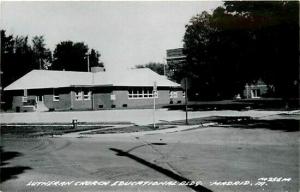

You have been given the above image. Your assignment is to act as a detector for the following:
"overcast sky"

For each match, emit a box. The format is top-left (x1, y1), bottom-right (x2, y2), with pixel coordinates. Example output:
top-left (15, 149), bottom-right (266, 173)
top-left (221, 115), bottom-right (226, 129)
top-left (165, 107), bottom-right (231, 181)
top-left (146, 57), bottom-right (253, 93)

top-left (1, 1), bottom-right (222, 72)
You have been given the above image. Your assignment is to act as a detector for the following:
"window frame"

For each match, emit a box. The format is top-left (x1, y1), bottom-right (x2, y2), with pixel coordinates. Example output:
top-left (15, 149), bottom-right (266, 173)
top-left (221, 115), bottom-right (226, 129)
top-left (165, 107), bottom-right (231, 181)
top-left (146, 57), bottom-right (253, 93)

top-left (22, 96), bottom-right (28, 103)
top-left (128, 88), bottom-right (157, 99)
top-left (83, 91), bottom-right (91, 100)
top-left (75, 91), bottom-right (83, 101)
top-left (170, 91), bottom-right (178, 98)
top-left (53, 89), bottom-right (60, 101)
top-left (53, 94), bottom-right (59, 101)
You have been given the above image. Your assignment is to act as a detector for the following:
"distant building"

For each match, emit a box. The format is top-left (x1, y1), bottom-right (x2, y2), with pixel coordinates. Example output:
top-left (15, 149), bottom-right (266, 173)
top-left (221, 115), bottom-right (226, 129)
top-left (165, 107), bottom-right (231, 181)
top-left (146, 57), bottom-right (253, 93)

top-left (4, 67), bottom-right (184, 112)
top-left (243, 79), bottom-right (270, 99)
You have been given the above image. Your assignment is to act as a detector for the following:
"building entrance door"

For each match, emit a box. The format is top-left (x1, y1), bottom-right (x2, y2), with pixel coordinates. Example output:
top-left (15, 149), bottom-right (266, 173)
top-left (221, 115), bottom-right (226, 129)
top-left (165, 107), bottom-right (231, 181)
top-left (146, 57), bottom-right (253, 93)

top-left (37, 95), bottom-right (43, 102)
top-left (36, 95), bottom-right (48, 112)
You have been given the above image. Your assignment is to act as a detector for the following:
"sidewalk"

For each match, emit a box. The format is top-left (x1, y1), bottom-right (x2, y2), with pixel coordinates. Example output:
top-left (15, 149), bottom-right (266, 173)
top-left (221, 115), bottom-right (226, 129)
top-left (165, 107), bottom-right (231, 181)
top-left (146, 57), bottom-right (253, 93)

top-left (59, 124), bottom-right (202, 138)
top-left (0, 109), bottom-right (285, 125)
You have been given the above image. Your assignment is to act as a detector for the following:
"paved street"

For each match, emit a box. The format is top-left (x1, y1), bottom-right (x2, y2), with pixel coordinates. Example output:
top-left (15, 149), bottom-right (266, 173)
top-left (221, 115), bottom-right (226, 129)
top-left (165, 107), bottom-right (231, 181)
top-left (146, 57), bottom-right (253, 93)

top-left (1, 112), bottom-right (299, 192)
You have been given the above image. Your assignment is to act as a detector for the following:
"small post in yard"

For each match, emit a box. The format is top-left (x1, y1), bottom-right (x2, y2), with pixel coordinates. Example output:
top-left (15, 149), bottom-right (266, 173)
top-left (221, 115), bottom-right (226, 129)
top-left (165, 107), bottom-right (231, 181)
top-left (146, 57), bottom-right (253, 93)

top-left (153, 81), bottom-right (157, 129)
top-left (72, 118), bottom-right (78, 129)
top-left (185, 77), bottom-right (188, 125)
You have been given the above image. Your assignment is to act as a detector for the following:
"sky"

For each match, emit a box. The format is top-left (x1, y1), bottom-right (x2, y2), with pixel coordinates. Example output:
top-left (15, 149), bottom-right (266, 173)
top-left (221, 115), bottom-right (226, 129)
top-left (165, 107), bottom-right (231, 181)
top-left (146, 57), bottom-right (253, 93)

top-left (1, 1), bottom-right (222, 72)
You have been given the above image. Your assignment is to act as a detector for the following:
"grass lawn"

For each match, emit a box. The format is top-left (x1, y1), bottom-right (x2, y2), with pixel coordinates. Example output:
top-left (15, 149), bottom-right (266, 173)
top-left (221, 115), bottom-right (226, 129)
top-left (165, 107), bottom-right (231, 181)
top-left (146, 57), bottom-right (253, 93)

top-left (0, 124), bottom-right (113, 137)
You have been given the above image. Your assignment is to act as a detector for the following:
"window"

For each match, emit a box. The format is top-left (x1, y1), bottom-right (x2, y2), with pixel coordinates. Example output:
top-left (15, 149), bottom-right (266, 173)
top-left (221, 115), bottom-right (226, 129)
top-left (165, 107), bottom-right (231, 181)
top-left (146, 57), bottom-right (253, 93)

top-left (110, 94), bottom-right (116, 101)
top-left (53, 89), bottom-right (59, 101)
top-left (138, 90), bottom-right (143, 98)
top-left (83, 91), bottom-right (91, 100)
top-left (75, 91), bottom-right (83, 100)
top-left (22, 89), bottom-right (28, 103)
top-left (173, 92), bottom-right (178, 98)
top-left (128, 88), bottom-right (157, 99)
top-left (22, 96), bottom-right (28, 103)
top-left (170, 91), bottom-right (178, 98)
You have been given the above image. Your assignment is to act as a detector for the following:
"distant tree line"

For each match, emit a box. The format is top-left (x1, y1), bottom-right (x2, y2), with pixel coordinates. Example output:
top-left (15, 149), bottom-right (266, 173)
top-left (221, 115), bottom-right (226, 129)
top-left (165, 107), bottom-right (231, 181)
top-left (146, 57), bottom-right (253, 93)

top-left (135, 62), bottom-right (165, 75)
top-left (1, 30), bottom-right (104, 88)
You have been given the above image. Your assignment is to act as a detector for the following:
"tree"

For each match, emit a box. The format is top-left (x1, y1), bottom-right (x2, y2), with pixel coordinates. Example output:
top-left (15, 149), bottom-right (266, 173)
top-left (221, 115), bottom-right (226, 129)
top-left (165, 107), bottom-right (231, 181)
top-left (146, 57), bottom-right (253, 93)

top-left (183, 1), bottom-right (299, 100)
top-left (32, 36), bottom-right (52, 69)
top-left (1, 30), bottom-right (15, 87)
top-left (136, 62), bottom-right (165, 75)
top-left (89, 49), bottom-right (104, 68)
top-left (223, 1), bottom-right (299, 98)
top-left (183, 11), bottom-right (222, 100)
top-left (1, 30), bottom-right (15, 109)
top-left (1, 31), bottom-right (37, 109)
top-left (51, 41), bottom-right (89, 71)
top-left (52, 42), bottom-right (104, 72)
top-left (1, 32), bottom-right (35, 88)
top-left (1, 32), bottom-right (53, 88)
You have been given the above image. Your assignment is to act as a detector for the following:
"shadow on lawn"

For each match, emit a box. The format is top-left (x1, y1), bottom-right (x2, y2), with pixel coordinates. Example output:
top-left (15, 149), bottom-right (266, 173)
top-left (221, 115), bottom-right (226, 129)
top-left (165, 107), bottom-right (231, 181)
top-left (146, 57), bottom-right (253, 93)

top-left (166, 116), bottom-right (299, 132)
top-left (0, 146), bottom-right (31, 183)
top-left (110, 148), bottom-right (212, 192)
top-left (210, 117), bottom-right (299, 132)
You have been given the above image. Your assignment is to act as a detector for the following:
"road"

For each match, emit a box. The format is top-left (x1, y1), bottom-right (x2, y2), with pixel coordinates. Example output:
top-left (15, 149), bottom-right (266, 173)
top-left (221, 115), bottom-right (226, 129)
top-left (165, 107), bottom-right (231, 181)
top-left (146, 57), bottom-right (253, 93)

top-left (1, 117), bottom-right (299, 192)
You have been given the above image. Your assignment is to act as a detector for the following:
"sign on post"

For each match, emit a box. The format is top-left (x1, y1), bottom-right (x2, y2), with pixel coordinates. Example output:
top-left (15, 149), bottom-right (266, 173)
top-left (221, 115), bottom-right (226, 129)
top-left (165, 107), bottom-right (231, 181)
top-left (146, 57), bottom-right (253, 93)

top-left (153, 81), bottom-right (157, 129)
top-left (153, 81), bottom-right (157, 91)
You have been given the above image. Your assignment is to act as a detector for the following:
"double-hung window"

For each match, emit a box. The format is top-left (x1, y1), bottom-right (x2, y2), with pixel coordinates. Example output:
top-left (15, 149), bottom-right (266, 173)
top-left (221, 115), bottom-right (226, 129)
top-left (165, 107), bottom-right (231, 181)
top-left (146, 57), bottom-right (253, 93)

top-left (75, 91), bottom-right (83, 100)
top-left (22, 89), bottom-right (28, 103)
top-left (170, 91), bottom-right (178, 98)
top-left (53, 89), bottom-right (59, 101)
top-left (83, 91), bottom-right (91, 100)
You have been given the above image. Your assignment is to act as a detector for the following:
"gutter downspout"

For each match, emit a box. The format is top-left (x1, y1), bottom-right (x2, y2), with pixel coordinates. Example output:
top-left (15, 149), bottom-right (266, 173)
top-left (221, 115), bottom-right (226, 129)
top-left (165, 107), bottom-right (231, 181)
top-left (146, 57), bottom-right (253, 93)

top-left (92, 73), bottom-right (95, 110)
top-left (70, 91), bottom-right (73, 110)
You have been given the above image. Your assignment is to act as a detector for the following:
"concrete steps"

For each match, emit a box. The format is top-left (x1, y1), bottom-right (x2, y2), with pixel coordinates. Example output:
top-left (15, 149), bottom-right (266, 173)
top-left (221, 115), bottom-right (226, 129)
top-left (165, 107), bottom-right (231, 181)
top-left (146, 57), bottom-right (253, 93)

top-left (36, 101), bottom-right (49, 112)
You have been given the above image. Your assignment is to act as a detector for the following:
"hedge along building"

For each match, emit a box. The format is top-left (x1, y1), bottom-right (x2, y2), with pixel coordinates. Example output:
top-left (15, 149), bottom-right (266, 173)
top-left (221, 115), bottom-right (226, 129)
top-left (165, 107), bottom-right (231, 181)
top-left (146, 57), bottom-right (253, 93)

top-left (4, 68), bottom-right (184, 112)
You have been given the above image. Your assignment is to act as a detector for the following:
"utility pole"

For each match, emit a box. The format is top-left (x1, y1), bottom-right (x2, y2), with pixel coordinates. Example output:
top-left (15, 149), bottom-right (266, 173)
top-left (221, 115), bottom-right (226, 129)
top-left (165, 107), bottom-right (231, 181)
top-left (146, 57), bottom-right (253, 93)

top-left (39, 58), bottom-right (42, 69)
top-left (86, 54), bottom-right (90, 72)
top-left (185, 77), bottom-right (188, 125)
top-left (163, 57), bottom-right (167, 76)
